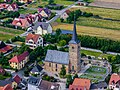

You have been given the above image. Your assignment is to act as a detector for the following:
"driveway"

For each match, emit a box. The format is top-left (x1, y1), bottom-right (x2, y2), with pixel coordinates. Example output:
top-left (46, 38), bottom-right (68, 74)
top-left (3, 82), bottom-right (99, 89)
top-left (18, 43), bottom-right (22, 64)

top-left (89, 0), bottom-right (120, 9)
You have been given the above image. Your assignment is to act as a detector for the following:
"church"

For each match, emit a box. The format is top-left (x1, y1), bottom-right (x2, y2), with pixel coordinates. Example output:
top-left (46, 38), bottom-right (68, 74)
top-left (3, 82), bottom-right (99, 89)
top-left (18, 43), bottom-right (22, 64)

top-left (44, 18), bottom-right (81, 73)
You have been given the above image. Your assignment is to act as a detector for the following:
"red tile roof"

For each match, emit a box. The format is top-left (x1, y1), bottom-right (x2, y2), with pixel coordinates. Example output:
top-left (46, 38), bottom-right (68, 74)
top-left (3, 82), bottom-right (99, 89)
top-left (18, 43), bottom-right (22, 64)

top-left (65, 10), bottom-right (71, 15)
top-left (109, 73), bottom-right (120, 85)
top-left (13, 75), bottom-right (21, 84)
top-left (0, 84), bottom-right (13, 90)
top-left (0, 3), bottom-right (9, 9)
top-left (8, 3), bottom-right (18, 10)
top-left (9, 51), bottom-right (29, 63)
top-left (12, 18), bottom-right (30, 28)
top-left (0, 45), bottom-right (12, 53)
top-left (69, 78), bottom-right (91, 90)
top-left (26, 34), bottom-right (41, 43)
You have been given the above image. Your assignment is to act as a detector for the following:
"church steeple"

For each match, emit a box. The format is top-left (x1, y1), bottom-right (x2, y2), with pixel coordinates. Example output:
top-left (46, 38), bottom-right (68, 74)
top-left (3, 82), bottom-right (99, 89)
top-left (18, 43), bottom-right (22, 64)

top-left (69, 14), bottom-right (79, 44)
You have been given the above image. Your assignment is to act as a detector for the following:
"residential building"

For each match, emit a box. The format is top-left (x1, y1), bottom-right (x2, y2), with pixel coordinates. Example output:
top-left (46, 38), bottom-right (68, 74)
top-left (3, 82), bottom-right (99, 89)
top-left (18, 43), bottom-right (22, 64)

top-left (90, 82), bottom-right (107, 90)
top-left (7, 3), bottom-right (18, 12)
top-left (109, 73), bottom-right (120, 90)
top-left (19, 13), bottom-right (42, 24)
top-left (31, 22), bottom-right (52, 35)
top-left (25, 34), bottom-right (43, 49)
top-left (0, 41), bottom-right (13, 55)
top-left (12, 18), bottom-right (31, 29)
top-left (69, 78), bottom-right (91, 90)
top-left (0, 67), bottom-right (5, 75)
top-left (0, 84), bottom-right (13, 90)
top-left (0, 75), bottom-right (21, 89)
top-left (0, 3), bottom-right (9, 10)
top-left (9, 51), bottom-right (29, 70)
top-left (60, 10), bottom-right (71, 20)
top-left (38, 8), bottom-right (51, 18)
top-left (28, 76), bottom-right (60, 90)
top-left (18, 0), bottom-right (35, 3)
top-left (30, 61), bottom-right (43, 75)
top-left (44, 17), bottom-right (81, 73)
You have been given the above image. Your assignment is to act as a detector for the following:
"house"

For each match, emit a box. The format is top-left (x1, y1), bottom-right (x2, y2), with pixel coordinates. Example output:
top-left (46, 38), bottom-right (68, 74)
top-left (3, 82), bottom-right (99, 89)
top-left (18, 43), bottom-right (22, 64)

top-left (0, 67), bottom-right (5, 75)
top-left (28, 76), bottom-right (60, 90)
top-left (60, 10), bottom-right (71, 20)
top-left (7, 3), bottom-right (18, 12)
top-left (0, 84), bottom-right (13, 90)
top-left (109, 73), bottom-right (120, 90)
top-left (30, 61), bottom-right (43, 75)
top-left (0, 75), bottom-right (21, 89)
top-left (0, 41), bottom-right (13, 55)
top-left (25, 33), bottom-right (43, 49)
top-left (44, 18), bottom-right (81, 73)
top-left (4, 0), bottom-right (11, 3)
top-left (12, 18), bottom-right (31, 29)
top-left (31, 22), bottom-right (52, 35)
top-left (19, 13), bottom-right (42, 24)
top-left (18, 0), bottom-right (35, 3)
top-left (69, 78), bottom-right (91, 90)
top-left (0, 3), bottom-right (9, 10)
top-left (9, 51), bottom-right (29, 70)
top-left (90, 82), bottom-right (107, 90)
top-left (38, 8), bottom-right (51, 18)
top-left (17, 80), bottom-right (27, 90)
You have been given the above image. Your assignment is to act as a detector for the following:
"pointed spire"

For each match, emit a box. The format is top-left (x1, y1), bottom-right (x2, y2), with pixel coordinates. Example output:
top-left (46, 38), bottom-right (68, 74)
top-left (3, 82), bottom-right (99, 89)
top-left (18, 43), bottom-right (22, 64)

top-left (69, 13), bottom-right (79, 44)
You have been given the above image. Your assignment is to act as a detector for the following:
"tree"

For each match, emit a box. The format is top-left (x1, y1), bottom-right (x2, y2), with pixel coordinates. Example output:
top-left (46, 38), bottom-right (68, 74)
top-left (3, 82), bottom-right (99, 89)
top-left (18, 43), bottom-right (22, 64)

top-left (48, 0), bottom-right (54, 4)
top-left (73, 74), bottom-right (78, 80)
top-left (58, 40), bottom-right (66, 46)
top-left (66, 75), bottom-right (73, 88)
top-left (60, 18), bottom-right (64, 22)
top-left (60, 65), bottom-right (66, 78)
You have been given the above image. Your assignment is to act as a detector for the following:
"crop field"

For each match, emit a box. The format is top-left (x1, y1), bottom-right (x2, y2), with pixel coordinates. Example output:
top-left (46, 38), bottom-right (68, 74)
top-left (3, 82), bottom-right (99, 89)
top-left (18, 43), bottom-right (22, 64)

top-left (52, 23), bottom-right (120, 41)
top-left (70, 7), bottom-right (120, 20)
top-left (0, 27), bottom-right (24, 41)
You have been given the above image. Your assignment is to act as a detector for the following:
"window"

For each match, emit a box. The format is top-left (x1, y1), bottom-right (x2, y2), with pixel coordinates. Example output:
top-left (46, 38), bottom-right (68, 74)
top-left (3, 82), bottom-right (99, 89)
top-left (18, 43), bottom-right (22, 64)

top-left (56, 64), bottom-right (57, 68)
top-left (49, 63), bottom-right (51, 67)
top-left (72, 46), bottom-right (74, 49)
top-left (72, 66), bottom-right (74, 71)
top-left (56, 69), bottom-right (57, 71)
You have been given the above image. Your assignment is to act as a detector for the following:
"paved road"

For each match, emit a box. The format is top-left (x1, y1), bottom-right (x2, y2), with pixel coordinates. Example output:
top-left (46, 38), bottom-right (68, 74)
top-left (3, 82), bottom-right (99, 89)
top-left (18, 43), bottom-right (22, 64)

top-left (81, 47), bottom-right (120, 56)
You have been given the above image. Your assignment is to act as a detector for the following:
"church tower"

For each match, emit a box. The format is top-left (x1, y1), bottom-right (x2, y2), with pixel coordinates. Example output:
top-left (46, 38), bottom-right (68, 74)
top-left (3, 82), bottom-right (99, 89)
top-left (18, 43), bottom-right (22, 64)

top-left (69, 16), bottom-right (81, 73)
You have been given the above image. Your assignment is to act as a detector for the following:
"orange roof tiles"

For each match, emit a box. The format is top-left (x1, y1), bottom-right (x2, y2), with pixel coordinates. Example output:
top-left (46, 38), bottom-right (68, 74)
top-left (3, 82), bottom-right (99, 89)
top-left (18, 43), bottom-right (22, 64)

top-left (0, 84), bottom-right (13, 90)
top-left (26, 34), bottom-right (41, 43)
top-left (69, 78), bottom-right (91, 90)
top-left (109, 73), bottom-right (120, 85)
top-left (9, 51), bottom-right (29, 63)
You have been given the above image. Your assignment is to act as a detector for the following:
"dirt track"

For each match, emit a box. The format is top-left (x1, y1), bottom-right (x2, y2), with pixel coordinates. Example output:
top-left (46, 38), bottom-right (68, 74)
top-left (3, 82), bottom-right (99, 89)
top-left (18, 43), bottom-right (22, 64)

top-left (89, 0), bottom-right (120, 9)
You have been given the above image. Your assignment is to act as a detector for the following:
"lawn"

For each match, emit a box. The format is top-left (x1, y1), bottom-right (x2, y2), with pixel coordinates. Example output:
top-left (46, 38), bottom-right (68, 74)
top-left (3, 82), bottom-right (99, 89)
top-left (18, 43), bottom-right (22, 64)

top-left (0, 27), bottom-right (24, 41)
top-left (77, 17), bottom-right (120, 30)
top-left (19, 9), bottom-right (37, 14)
top-left (54, 0), bottom-right (74, 5)
top-left (85, 66), bottom-right (107, 74)
top-left (70, 7), bottom-right (120, 20)
top-left (81, 50), bottom-right (114, 59)
top-left (52, 23), bottom-right (120, 41)
top-left (80, 66), bottom-right (107, 83)
top-left (68, 7), bottom-right (120, 30)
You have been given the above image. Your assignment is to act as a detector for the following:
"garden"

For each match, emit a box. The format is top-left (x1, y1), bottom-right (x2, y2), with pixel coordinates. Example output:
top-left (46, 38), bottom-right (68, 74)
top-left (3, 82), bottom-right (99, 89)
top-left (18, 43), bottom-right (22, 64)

top-left (79, 66), bottom-right (107, 83)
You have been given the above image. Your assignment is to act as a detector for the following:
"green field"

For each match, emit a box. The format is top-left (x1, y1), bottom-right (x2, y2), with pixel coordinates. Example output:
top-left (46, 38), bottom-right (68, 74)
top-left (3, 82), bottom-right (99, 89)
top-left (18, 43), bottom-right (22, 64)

top-left (77, 17), bottom-right (120, 30)
top-left (0, 27), bottom-right (24, 41)
top-left (68, 7), bottom-right (120, 30)
top-left (81, 50), bottom-right (114, 59)
top-left (19, 9), bottom-right (37, 14)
